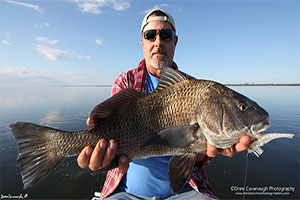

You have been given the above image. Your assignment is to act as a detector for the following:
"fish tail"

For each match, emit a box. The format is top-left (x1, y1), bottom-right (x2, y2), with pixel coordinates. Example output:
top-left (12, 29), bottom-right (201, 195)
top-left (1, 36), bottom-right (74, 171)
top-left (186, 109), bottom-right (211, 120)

top-left (10, 122), bottom-right (66, 189)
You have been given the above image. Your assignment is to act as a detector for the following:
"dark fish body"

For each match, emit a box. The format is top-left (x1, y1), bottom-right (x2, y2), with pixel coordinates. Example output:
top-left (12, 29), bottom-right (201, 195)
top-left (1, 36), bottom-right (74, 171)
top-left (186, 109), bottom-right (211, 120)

top-left (10, 68), bottom-right (293, 193)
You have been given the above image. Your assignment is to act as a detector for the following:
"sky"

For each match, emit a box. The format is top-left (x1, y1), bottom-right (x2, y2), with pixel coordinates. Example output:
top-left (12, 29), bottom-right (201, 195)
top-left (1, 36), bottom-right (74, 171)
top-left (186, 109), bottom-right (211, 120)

top-left (0, 0), bottom-right (299, 86)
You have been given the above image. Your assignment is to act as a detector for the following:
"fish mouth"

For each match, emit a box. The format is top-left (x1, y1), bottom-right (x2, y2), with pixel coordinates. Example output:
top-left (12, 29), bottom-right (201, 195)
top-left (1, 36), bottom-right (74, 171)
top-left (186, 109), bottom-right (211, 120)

top-left (250, 117), bottom-right (270, 135)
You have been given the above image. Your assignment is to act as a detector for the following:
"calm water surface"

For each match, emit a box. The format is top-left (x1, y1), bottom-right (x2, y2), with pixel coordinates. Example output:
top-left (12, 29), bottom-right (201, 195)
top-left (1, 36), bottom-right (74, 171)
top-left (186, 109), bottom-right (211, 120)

top-left (0, 86), bottom-right (299, 199)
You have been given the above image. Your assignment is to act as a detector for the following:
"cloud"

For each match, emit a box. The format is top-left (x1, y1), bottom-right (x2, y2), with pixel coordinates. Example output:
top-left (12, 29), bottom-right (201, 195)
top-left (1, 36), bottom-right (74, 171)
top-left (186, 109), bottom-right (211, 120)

top-left (67, 50), bottom-right (92, 60)
top-left (65, 71), bottom-right (87, 80)
top-left (71, 0), bottom-right (130, 14)
top-left (34, 23), bottom-right (50, 28)
top-left (78, 55), bottom-right (91, 59)
top-left (35, 44), bottom-right (67, 60)
top-left (34, 37), bottom-right (91, 61)
top-left (2, 40), bottom-right (11, 45)
top-left (0, 66), bottom-right (50, 79)
top-left (2, 32), bottom-right (12, 45)
top-left (4, 0), bottom-right (44, 13)
top-left (76, 2), bottom-right (103, 14)
top-left (0, 66), bottom-right (57, 86)
top-left (36, 36), bottom-right (59, 44)
top-left (95, 39), bottom-right (103, 45)
top-left (110, 0), bottom-right (130, 11)
top-left (34, 44), bottom-right (91, 61)
top-left (0, 66), bottom-right (63, 87)
top-left (142, 4), bottom-right (174, 14)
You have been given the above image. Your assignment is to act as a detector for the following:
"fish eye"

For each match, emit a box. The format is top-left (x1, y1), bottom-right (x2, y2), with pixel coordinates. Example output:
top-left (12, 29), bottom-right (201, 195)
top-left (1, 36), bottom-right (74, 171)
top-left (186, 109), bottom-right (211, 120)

top-left (238, 102), bottom-right (248, 112)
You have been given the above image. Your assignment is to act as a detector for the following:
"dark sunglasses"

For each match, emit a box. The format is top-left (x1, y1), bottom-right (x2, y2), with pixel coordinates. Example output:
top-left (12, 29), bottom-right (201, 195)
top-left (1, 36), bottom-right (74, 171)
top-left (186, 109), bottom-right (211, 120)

top-left (143, 29), bottom-right (175, 41)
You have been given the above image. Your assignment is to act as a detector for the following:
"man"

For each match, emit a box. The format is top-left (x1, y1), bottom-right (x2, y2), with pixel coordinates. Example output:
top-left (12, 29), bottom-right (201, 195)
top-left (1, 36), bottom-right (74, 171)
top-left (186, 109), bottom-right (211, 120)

top-left (78, 9), bottom-right (251, 199)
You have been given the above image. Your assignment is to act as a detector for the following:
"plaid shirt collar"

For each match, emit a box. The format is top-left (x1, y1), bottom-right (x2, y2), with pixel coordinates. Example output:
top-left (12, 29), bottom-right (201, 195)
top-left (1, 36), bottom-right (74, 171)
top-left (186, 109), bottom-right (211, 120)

top-left (134, 59), bottom-right (179, 92)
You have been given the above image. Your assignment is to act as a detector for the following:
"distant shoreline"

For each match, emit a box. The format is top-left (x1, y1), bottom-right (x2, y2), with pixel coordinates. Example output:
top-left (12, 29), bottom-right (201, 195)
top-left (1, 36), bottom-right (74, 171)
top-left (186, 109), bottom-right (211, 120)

top-left (225, 83), bottom-right (300, 86)
top-left (56, 85), bottom-right (113, 87)
top-left (57, 83), bottom-right (300, 87)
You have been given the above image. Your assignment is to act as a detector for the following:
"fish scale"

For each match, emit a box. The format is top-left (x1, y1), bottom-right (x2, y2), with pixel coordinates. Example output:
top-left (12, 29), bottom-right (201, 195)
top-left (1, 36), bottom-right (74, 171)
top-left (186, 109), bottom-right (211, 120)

top-left (10, 67), bottom-right (293, 194)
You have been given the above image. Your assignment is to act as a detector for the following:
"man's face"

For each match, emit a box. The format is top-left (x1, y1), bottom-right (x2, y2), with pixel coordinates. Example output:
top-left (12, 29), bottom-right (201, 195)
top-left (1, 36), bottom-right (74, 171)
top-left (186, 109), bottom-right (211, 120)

top-left (141, 17), bottom-right (178, 71)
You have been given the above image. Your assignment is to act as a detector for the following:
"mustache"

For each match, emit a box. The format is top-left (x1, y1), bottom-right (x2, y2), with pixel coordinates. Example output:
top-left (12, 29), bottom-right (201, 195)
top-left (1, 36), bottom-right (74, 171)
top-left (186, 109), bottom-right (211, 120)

top-left (151, 47), bottom-right (167, 57)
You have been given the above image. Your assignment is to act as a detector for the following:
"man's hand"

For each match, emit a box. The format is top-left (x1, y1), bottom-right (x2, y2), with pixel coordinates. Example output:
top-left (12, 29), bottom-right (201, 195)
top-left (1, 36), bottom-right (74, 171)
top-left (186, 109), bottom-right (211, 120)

top-left (196, 135), bottom-right (252, 163)
top-left (207, 135), bottom-right (252, 157)
top-left (77, 118), bottom-right (129, 174)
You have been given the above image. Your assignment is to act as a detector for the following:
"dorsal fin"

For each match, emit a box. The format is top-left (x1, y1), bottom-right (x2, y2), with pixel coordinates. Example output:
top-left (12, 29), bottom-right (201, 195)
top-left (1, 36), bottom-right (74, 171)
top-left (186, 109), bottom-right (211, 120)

top-left (156, 67), bottom-right (187, 91)
top-left (89, 88), bottom-right (145, 122)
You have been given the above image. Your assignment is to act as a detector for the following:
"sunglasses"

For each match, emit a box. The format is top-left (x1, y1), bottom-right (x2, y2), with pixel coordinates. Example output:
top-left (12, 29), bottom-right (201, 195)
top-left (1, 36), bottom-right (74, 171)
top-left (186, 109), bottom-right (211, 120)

top-left (143, 29), bottom-right (175, 41)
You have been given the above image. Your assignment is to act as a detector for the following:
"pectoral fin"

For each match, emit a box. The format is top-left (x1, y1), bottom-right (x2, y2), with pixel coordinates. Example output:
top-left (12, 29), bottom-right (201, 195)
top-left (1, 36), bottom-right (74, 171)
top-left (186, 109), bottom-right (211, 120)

top-left (143, 124), bottom-right (201, 148)
top-left (168, 153), bottom-right (197, 194)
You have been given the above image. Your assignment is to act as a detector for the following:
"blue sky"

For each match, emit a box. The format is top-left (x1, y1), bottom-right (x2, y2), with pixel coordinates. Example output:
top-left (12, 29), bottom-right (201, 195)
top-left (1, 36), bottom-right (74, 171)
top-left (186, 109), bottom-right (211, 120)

top-left (0, 0), bottom-right (299, 86)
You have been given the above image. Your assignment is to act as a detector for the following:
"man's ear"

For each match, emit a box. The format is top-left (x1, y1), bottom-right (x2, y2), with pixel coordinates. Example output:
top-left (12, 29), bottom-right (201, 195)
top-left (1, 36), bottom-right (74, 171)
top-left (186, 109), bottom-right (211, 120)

top-left (174, 35), bottom-right (178, 46)
top-left (141, 37), bottom-right (144, 47)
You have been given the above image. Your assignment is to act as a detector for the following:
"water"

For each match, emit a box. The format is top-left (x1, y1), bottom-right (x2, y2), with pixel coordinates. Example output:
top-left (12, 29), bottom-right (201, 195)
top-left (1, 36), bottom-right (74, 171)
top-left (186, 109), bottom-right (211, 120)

top-left (0, 86), bottom-right (299, 199)
top-left (205, 86), bottom-right (300, 199)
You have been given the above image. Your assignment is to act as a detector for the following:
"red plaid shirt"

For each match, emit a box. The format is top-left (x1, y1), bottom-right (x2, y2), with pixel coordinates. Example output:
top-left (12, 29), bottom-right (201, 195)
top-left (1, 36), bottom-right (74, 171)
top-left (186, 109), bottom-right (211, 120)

top-left (99, 59), bottom-right (218, 199)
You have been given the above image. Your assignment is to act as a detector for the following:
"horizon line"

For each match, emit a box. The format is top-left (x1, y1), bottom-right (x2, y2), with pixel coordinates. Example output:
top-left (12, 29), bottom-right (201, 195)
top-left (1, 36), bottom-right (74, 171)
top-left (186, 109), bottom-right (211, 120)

top-left (55, 83), bottom-right (300, 87)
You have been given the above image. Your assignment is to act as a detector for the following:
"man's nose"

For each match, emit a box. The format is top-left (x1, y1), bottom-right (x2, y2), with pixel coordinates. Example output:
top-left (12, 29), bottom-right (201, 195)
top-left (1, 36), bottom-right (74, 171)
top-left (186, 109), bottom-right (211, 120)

top-left (154, 34), bottom-right (162, 47)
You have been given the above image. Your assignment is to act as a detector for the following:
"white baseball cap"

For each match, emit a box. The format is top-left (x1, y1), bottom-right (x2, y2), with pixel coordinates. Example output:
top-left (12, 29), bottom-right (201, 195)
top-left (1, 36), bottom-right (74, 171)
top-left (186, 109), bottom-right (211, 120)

top-left (141, 9), bottom-right (176, 32)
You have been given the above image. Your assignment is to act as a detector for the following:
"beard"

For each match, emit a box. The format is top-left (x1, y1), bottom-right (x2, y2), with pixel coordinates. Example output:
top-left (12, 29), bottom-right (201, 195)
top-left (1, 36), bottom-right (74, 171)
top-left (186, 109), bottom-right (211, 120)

top-left (150, 55), bottom-right (169, 69)
top-left (150, 47), bottom-right (169, 69)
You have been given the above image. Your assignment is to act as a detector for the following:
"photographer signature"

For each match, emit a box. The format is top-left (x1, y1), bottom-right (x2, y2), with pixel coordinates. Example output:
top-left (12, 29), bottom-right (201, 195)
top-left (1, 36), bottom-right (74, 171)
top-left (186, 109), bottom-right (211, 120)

top-left (1, 194), bottom-right (28, 199)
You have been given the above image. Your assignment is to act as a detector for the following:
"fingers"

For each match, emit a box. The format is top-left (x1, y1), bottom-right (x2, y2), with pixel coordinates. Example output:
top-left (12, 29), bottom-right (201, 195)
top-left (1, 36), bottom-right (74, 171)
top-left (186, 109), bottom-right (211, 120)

top-left (86, 117), bottom-right (90, 126)
top-left (77, 138), bottom-right (128, 174)
top-left (206, 143), bottom-right (234, 158)
top-left (89, 139), bottom-right (108, 171)
top-left (85, 118), bottom-right (127, 173)
top-left (206, 142), bottom-right (219, 157)
top-left (101, 140), bottom-right (118, 168)
top-left (77, 146), bottom-right (93, 169)
top-left (235, 135), bottom-right (251, 152)
top-left (219, 146), bottom-right (235, 157)
top-left (85, 139), bottom-right (118, 171)
top-left (206, 135), bottom-right (252, 158)
top-left (119, 155), bottom-right (129, 174)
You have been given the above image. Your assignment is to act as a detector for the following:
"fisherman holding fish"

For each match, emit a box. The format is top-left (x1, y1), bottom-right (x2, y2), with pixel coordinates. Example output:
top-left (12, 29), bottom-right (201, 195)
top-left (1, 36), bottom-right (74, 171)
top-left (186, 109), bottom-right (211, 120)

top-left (77, 9), bottom-right (252, 199)
top-left (10, 8), bottom-right (294, 200)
